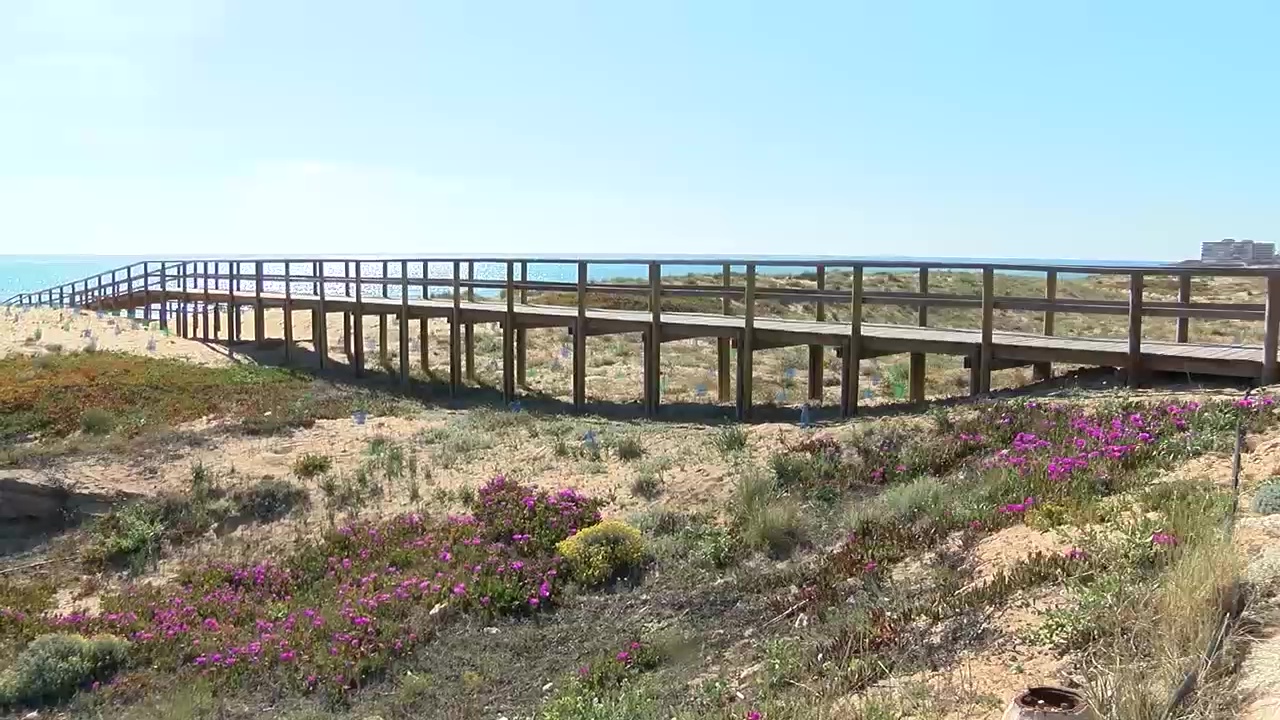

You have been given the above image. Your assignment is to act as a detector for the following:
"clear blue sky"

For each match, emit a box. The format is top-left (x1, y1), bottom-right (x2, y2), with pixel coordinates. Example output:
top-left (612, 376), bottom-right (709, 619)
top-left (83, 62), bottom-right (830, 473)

top-left (1, 1), bottom-right (1275, 260)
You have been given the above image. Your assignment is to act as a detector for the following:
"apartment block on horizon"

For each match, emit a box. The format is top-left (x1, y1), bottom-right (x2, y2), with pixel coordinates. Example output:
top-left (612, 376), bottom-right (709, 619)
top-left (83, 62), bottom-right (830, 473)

top-left (1200, 238), bottom-right (1276, 265)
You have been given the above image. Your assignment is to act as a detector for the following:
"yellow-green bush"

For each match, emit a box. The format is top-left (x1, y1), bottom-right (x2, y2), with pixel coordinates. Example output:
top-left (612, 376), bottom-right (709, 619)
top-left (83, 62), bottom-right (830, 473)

top-left (556, 520), bottom-right (649, 587)
top-left (0, 633), bottom-right (129, 707)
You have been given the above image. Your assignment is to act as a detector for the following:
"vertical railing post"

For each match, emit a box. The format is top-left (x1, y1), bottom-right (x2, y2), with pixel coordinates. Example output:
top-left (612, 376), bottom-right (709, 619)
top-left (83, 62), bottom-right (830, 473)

top-left (315, 261), bottom-right (328, 370)
top-left (1126, 272), bottom-right (1143, 389)
top-left (1263, 273), bottom-right (1279, 384)
top-left (449, 261), bottom-right (461, 394)
top-left (464, 260), bottom-right (475, 381)
top-left (379, 260), bottom-right (389, 369)
top-left (841, 266), bottom-right (863, 417)
top-left (201, 262), bottom-right (211, 341)
top-left (1033, 270), bottom-right (1057, 380)
top-left (808, 264), bottom-right (826, 402)
top-left (646, 262), bottom-right (662, 417)
top-left (736, 264), bottom-right (756, 420)
top-left (399, 260), bottom-right (410, 385)
top-left (283, 263), bottom-right (293, 362)
top-left (516, 260), bottom-right (528, 387)
top-left (573, 262), bottom-right (588, 410)
top-left (1176, 274), bottom-right (1192, 344)
top-left (978, 267), bottom-right (994, 394)
top-left (142, 262), bottom-right (152, 321)
top-left (909, 267), bottom-right (929, 402)
top-left (159, 262), bottom-right (169, 331)
top-left (254, 261), bottom-right (265, 346)
top-left (227, 262), bottom-right (238, 342)
top-left (418, 261), bottom-right (429, 373)
top-left (717, 264), bottom-right (732, 402)
top-left (179, 264), bottom-right (188, 337)
top-left (502, 260), bottom-right (516, 401)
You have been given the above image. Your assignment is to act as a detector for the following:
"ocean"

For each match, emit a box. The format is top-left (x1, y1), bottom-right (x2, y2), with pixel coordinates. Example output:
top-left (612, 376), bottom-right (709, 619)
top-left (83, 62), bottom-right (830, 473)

top-left (0, 254), bottom-right (1166, 302)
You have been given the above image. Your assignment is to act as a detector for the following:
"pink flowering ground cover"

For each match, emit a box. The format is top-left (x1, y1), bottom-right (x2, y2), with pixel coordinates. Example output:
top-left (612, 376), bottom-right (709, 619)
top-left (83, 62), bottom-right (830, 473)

top-left (0, 476), bottom-right (602, 699)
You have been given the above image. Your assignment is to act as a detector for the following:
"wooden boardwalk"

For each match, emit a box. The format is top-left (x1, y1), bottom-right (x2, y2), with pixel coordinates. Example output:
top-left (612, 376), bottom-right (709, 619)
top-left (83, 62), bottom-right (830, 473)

top-left (9, 257), bottom-right (1280, 419)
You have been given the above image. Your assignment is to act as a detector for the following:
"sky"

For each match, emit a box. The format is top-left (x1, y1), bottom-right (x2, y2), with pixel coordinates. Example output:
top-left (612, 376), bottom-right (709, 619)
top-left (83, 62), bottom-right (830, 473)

top-left (0, 1), bottom-right (1276, 261)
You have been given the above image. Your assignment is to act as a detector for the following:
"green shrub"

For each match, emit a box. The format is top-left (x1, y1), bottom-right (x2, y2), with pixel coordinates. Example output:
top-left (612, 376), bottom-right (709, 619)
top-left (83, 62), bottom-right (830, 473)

top-left (712, 425), bottom-right (748, 454)
top-left (233, 478), bottom-right (309, 521)
top-left (740, 499), bottom-right (807, 560)
top-left (0, 633), bottom-right (129, 706)
top-left (556, 520), bottom-right (649, 587)
top-left (613, 435), bottom-right (645, 461)
top-left (630, 466), bottom-right (664, 499)
top-left (1253, 480), bottom-right (1280, 515)
top-left (83, 503), bottom-right (166, 568)
top-left (79, 408), bottom-right (116, 436)
top-left (291, 453), bottom-right (332, 478)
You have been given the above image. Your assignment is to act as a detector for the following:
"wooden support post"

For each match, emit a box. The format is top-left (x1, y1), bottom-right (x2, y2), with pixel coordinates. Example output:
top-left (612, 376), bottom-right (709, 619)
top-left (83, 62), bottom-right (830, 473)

top-left (315, 261), bottom-right (328, 370)
top-left (969, 349), bottom-right (982, 397)
top-left (1126, 272), bottom-right (1142, 388)
top-left (228, 262), bottom-right (238, 343)
top-left (200, 263), bottom-right (210, 340)
top-left (737, 264), bottom-right (756, 420)
top-left (343, 312), bottom-right (352, 361)
top-left (399, 260), bottom-right (410, 385)
top-left (808, 264), bottom-right (826, 402)
top-left (420, 261), bottom-right (430, 373)
top-left (1265, 274), bottom-right (1280, 385)
top-left (1033, 270), bottom-right (1057, 381)
top-left (465, 260), bottom-right (475, 381)
top-left (573, 262), bottom-right (588, 410)
top-left (254, 261), bottom-right (265, 347)
top-left (647, 262), bottom-right (662, 417)
top-left (450, 261), bottom-right (462, 395)
top-left (179, 264), bottom-right (188, 338)
top-left (143, 262), bottom-right (151, 321)
top-left (718, 263), bottom-right (732, 402)
top-left (283, 263), bottom-right (293, 362)
top-left (379, 314), bottom-right (389, 369)
top-left (159, 263), bottom-right (168, 331)
top-left (840, 266), bottom-right (863, 417)
top-left (979, 267), bottom-right (994, 394)
top-left (909, 267), bottom-right (928, 402)
top-left (503, 261), bottom-right (516, 401)
top-left (1176, 274), bottom-right (1191, 344)
top-left (354, 262), bottom-right (365, 377)
top-left (516, 261), bottom-right (528, 387)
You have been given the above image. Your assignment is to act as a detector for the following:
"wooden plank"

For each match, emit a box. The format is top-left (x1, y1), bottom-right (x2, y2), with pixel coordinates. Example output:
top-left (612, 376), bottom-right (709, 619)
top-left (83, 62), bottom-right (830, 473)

top-left (1127, 272), bottom-right (1142, 388)
top-left (354, 262), bottom-right (365, 377)
top-left (840, 266), bottom-right (863, 417)
top-left (648, 262), bottom-right (662, 416)
top-left (909, 267), bottom-right (928, 402)
top-left (1265, 274), bottom-right (1280, 384)
top-left (254, 260), bottom-right (265, 346)
top-left (200, 263), bottom-right (210, 340)
top-left (159, 262), bottom-right (169, 331)
top-left (143, 262), bottom-right (151, 321)
top-left (517, 260), bottom-right (527, 386)
top-left (420, 261), bottom-right (430, 373)
top-left (315, 261), bottom-right (328, 370)
top-left (737, 264), bottom-right (756, 420)
top-left (718, 263), bottom-right (732, 402)
top-left (465, 260), bottom-right (476, 381)
top-left (503, 261), bottom-right (516, 401)
top-left (450, 260), bottom-right (462, 395)
top-left (574, 262), bottom-right (588, 410)
top-left (283, 263), bottom-right (293, 362)
top-left (1176, 274), bottom-right (1192, 343)
top-left (808, 264), bottom-right (826, 402)
top-left (979, 267), bottom-right (994, 393)
top-left (1033, 270), bottom-right (1056, 380)
top-left (400, 260), bottom-right (410, 385)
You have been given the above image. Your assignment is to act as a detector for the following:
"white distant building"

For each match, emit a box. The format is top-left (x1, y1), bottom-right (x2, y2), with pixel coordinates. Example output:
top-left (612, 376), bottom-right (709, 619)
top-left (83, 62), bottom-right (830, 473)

top-left (1200, 238), bottom-right (1276, 265)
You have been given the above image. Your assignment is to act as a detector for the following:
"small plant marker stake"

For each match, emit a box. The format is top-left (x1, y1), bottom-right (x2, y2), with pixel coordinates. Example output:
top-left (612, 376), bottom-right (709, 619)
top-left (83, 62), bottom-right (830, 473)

top-left (799, 404), bottom-right (813, 428)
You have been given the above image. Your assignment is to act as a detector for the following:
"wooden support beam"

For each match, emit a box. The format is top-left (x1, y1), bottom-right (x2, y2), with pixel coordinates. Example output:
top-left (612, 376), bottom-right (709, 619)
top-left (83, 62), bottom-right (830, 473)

top-left (254, 261), bottom-right (265, 346)
top-left (1176, 274), bottom-right (1192, 344)
top-left (503, 261), bottom-right (516, 401)
top-left (177, 265), bottom-right (187, 338)
top-left (718, 263), bottom-right (732, 402)
top-left (343, 312), bottom-right (352, 362)
top-left (840, 266), bottom-right (863, 417)
top-left (399, 261), bottom-right (410, 385)
top-left (648, 262), bottom-right (662, 417)
top-left (465, 260), bottom-right (476, 382)
top-left (200, 263), bottom-right (210, 340)
top-left (1126, 272), bottom-right (1143, 388)
top-left (516, 261), bottom-right (528, 387)
top-left (808, 264), bottom-right (826, 402)
top-left (979, 267), bottom-right (994, 394)
top-left (450, 260), bottom-right (462, 395)
top-left (283, 263), bottom-right (293, 362)
top-left (1263, 274), bottom-right (1279, 384)
top-left (143, 262), bottom-right (151, 321)
top-left (159, 263), bottom-right (169, 331)
top-left (420, 261), bottom-right (430, 373)
top-left (1033, 270), bottom-right (1057, 381)
top-left (353, 262), bottom-right (365, 378)
top-left (573, 262), bottom-right (588, 410)
top-left (909, 267), bottom-right (928, 402)
top-left (737, 264), bottom-right (756, 420)
top-left (379, 313), bottom-right (389, 369)
top-left (315, 261), bottom-right (328, 370)
top-left (969, 348), bottom-right (982, 397)
top-left (228, 262), bottom-right (237, 343)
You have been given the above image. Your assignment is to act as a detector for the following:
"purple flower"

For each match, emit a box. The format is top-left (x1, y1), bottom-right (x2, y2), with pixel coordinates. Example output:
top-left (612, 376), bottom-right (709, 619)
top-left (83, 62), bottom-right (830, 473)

top-left (1064, 547), bottom-right (1088, 560)
top-left (1152, 532), bottom-right (1178, 546)
top-left (616, 651), bottom-right (631, 664)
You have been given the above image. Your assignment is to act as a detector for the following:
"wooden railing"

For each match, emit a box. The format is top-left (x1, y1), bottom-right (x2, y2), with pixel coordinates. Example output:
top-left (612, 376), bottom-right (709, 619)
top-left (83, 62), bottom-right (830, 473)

top-left (9, 257), bottom-right (1280, 417)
